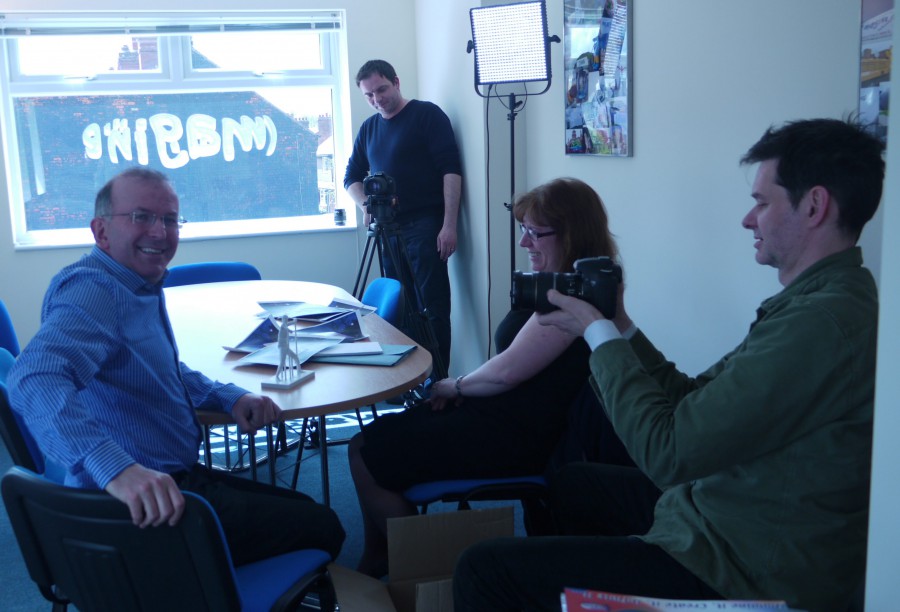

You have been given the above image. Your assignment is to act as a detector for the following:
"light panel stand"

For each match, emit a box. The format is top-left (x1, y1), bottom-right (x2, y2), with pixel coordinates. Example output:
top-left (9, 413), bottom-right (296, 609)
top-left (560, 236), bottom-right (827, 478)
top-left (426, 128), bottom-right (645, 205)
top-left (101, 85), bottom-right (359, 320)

top-left (468, 1), bottom-right (559, 280)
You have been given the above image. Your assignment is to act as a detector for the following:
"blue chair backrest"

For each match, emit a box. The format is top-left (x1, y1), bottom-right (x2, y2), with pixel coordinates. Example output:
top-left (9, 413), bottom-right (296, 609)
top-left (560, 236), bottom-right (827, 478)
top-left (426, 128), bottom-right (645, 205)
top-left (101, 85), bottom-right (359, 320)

top-left (1, 466), bottom-right (333, 612)
top-left (362, 278), bottom-right (402, 326)
top-left (0, 348), bottom-right (44, 473)
top-left (0, 298), bottom-right (21, 357)
top-left (164, 261), bottom-right (261, 288)
top-left (0, 345), bottom-right (14, 381)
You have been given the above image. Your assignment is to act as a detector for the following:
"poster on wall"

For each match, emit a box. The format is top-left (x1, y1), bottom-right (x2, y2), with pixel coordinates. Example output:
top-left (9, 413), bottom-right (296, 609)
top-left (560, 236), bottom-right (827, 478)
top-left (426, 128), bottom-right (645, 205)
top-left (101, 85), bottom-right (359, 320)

top-left (563, 0), bottom-right (630, 156)
top-left (860, 0), bottom-right (893, 143)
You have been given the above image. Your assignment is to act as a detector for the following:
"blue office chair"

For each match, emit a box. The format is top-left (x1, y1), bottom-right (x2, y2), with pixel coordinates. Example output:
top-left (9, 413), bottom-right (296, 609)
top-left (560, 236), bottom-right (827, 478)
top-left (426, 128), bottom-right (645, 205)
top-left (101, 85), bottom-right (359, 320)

top-left (353, 277), bottom-right (405, 426)
top-left (404, 474), bottom-right (548, 513)
top-left (0, 348), bottom-right (44, 474)
top-left (2, 466), bottom-right (336, 612)
top-left (400, 380), bottom-right (616, 534)
top-left (164, 261), bottom-right (261, 288)
top-left (361, 277), bottom-right (403, 326)
top-left (0, 345), bottom-right (14, 381)
top-left (0, 298), bottom-right (21, 357)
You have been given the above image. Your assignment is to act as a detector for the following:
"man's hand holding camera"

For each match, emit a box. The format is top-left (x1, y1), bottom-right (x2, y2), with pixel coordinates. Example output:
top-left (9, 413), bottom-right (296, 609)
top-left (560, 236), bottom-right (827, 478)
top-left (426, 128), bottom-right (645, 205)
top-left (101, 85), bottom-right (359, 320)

top-left (537, 281), bottom-right (633, 338)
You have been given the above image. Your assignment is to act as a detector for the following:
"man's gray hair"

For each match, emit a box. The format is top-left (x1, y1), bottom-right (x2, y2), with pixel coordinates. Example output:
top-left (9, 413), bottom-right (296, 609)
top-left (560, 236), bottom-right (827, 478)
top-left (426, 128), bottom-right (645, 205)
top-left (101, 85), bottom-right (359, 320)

top-left (94, 167), bottom-right (171, 218)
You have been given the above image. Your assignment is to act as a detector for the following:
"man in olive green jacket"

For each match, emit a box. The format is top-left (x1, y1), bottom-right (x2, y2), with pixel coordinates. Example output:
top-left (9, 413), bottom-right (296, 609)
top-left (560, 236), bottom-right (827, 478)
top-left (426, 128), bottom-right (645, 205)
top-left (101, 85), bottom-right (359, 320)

top-left (453, 118), bottom-right (884, 612)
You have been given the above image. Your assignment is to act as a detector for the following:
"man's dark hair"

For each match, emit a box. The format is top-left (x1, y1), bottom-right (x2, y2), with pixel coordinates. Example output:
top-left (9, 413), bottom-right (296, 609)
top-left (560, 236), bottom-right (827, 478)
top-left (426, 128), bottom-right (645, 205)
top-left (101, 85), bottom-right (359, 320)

top-left (741, 118), bottom-right (885, 239)
top-left (94, 167), bottom-right (171, 218)
top-left (355, 59), bottom-right (398, 87)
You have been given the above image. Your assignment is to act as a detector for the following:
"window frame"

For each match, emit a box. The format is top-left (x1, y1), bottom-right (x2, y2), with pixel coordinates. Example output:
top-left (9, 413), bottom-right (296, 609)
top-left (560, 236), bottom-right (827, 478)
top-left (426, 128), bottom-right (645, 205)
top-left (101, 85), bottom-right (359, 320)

top-left (0, 10), bottom-right (354, 250)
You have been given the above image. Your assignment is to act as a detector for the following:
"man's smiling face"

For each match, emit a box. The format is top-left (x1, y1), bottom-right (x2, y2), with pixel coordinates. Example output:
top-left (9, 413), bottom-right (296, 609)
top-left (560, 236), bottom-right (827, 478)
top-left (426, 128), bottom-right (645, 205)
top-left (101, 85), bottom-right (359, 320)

top-left (91, 175), bottom-right (180, 284)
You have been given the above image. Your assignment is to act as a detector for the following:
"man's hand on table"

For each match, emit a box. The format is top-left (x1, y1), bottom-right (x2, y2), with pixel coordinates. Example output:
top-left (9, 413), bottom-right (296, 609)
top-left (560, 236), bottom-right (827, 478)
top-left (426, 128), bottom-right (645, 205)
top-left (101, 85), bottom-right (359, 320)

top-left (232, 392), bottom-right (283, 434)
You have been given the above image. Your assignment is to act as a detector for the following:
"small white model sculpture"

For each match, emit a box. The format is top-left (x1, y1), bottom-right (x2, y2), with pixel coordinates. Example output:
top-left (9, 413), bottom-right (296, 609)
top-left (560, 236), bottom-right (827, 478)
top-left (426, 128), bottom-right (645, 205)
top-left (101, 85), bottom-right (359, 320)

top-left (276, 318), bottom-right (301, 379)
top-left (262, 318), bottom-right (314, 390)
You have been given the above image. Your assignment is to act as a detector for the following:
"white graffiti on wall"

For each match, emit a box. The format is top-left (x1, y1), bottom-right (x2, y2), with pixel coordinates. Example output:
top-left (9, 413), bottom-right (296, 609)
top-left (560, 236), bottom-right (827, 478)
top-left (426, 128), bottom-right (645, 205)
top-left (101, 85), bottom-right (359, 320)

top-left (82, 114), bottom-right (278, 169)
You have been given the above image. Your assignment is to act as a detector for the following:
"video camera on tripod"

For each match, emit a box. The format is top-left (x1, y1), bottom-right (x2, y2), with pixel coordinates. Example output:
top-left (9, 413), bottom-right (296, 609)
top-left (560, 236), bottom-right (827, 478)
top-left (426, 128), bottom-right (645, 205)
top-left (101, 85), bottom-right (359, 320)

top-left (363, 172), bottom-right (399, 224)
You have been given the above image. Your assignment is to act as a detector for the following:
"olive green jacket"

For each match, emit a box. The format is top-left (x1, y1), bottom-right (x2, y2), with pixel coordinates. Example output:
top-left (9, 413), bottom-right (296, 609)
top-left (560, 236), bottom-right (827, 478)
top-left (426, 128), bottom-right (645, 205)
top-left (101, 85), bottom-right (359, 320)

top-left (590, 247), bottom-right (876, 612)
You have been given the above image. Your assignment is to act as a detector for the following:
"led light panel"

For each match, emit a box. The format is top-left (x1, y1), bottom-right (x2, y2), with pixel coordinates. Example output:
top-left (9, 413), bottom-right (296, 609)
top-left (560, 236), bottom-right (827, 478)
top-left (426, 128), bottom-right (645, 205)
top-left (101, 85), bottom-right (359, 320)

top-left (470, 1), bottom-right (549, 85)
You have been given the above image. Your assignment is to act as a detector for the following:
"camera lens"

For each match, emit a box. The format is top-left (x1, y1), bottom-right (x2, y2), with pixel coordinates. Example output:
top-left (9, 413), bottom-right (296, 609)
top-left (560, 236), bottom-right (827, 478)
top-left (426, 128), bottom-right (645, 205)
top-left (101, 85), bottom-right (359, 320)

top-left (511, 272), bottom-right (577, 313)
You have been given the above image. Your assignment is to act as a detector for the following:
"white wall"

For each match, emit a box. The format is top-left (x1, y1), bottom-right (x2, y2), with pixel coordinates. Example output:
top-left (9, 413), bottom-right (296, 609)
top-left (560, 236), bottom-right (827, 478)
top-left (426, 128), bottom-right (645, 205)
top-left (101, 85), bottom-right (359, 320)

top-left (865, 9), bottom-right (900, 608)
top-left (413, 0), bottom-right (496, 369)
top-left (520, 0), bottom-right (864, 375)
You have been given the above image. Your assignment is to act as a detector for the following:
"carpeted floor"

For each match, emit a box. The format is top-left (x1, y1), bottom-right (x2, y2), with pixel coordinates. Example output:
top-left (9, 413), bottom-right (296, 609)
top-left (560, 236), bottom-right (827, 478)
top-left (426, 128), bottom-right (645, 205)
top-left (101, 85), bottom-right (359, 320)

top-left (0, 402), bottom-right (526, 610)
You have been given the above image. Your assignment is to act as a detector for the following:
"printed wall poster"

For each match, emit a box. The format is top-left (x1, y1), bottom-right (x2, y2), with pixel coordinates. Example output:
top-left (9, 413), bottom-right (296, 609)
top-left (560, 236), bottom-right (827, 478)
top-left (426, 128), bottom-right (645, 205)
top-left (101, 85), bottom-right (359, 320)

top-left (860, 0), bottom-right (893, 143)
top-left (563, 0), bottom-right (630, 156)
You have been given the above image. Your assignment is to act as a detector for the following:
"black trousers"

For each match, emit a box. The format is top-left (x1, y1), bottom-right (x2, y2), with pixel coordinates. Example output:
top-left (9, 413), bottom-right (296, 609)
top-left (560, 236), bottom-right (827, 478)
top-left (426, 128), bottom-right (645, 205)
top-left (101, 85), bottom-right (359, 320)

top-left (453, 463), bottom-right (722, 611)
top-left (381, 215), bottom-right (452, 374)
top-left (174, 464), bottom-right (345, 566)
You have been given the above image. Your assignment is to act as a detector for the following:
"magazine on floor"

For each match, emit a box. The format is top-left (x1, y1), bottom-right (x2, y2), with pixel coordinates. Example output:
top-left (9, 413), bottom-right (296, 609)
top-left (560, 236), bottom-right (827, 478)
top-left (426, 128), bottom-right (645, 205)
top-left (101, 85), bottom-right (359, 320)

top-left (561, 589), bottom-right (797, 612)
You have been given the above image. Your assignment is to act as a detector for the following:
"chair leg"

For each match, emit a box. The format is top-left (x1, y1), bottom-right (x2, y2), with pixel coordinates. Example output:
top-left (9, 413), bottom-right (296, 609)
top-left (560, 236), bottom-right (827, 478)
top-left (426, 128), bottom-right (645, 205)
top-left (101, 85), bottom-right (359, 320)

top-left (290, 418), bottom-right (310, 490)
top-left (202, 425), bottom-right (213, 470)
top-left (223, 424), bottom-right (232, 469)
top-left (316, 574), bottom-right (338, 612)
top-left (248, 429), bottom-right (258, 481)
top-left (276, 422), bottom-right (288, 455)
top-left (521, 496), bottom-right (554, 536)
top-left (235, 425), bottom-right (245, 470)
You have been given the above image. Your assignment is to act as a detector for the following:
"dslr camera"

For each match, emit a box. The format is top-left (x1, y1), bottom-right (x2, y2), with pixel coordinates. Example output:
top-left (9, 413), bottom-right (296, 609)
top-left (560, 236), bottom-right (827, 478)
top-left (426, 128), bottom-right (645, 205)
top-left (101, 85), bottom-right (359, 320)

top-left (363, 172), bottom-right (398, 224)
top-left (510, 256), bottom-right (622, 318)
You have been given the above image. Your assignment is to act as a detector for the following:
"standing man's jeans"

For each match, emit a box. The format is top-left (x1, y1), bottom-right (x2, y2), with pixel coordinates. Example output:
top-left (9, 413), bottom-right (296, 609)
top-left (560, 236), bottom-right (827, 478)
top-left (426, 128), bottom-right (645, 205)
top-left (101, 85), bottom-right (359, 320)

top-left (381, 214), bottom-right (451, 376)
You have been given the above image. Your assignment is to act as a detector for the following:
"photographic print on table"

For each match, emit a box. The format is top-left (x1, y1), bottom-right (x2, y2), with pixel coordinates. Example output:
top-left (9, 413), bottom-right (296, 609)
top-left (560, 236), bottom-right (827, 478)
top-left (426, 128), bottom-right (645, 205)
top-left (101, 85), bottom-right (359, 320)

top-left (564, 0), bottom-right (631, 156)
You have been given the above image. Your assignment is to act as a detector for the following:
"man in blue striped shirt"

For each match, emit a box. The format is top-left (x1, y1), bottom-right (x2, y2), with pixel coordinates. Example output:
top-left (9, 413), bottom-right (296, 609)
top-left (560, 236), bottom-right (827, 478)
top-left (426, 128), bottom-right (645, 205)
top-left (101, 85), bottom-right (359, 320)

top-left (7, 167), bottom-right (344, 565)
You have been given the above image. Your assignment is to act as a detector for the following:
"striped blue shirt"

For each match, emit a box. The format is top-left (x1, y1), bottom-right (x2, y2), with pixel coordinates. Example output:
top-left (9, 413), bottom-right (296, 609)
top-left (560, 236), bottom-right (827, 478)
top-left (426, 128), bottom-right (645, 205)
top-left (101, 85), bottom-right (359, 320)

top-left (8, 246), bottom-right (247, 489)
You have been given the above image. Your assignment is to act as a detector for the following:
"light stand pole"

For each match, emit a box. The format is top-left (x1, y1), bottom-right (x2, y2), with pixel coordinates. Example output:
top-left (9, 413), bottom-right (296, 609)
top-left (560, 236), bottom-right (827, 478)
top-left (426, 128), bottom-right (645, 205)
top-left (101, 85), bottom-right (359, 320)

top-left (506, 92), bottom-right (521, 280)
top-left (468, 0), bottom-right (559, 281)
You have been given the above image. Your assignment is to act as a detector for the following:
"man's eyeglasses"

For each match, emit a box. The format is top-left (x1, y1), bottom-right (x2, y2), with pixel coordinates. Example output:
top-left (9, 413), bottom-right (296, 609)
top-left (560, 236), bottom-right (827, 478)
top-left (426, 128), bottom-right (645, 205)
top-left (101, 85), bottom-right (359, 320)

top-left (105, 211), bottom-right (186, 230)
top-left (519, 223), bottom-right (556, 240)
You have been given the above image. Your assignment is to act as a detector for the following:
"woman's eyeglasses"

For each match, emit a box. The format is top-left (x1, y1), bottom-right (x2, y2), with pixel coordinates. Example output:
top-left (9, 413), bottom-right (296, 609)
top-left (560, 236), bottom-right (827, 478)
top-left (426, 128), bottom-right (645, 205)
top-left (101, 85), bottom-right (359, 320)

top-left (519, 223), bottom-right (556, 240)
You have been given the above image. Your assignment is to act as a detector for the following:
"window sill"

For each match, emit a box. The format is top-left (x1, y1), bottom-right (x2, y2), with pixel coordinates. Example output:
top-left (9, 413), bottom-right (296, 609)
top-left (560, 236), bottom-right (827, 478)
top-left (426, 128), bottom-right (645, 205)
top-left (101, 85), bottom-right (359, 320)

top-left (12, 214), bottom-right (357, 251)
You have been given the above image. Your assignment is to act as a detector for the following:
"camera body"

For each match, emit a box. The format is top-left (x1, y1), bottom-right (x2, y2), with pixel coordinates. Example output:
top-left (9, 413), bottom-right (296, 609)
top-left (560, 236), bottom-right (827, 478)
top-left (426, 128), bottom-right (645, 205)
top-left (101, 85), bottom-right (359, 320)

top-left (510, 256), bottom-right (622, 318)
top-left (363, 172), bottom-right (398, 224)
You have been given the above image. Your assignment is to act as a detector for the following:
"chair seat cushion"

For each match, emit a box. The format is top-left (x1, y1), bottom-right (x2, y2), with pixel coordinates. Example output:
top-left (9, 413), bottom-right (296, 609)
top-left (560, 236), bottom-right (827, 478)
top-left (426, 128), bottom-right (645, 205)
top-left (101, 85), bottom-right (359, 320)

top-left (404, 476), bottom-right (548, 505)
top-left (234, 548), bottom-right (331, 612)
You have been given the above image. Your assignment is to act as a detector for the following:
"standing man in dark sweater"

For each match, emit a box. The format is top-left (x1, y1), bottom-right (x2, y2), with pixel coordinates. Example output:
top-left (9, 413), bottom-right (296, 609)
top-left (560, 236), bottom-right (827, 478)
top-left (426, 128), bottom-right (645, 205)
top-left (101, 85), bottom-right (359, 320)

top-left (344, 59), bottom-right (462, 377)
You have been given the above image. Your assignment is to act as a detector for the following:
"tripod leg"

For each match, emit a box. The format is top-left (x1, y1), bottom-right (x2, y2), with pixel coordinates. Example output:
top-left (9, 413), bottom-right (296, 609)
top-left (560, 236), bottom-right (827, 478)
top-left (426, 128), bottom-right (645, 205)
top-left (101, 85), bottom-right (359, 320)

top-left (353, 229), bottom-right (380, 300)
top-left (378, 226), bottom-right (448, 380)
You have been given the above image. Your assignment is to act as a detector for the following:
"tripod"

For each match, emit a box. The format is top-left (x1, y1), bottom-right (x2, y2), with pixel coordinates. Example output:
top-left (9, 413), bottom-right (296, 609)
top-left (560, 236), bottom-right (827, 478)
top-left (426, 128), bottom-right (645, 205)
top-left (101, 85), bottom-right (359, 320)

top-left (352, 219), bottom-right (448, 382)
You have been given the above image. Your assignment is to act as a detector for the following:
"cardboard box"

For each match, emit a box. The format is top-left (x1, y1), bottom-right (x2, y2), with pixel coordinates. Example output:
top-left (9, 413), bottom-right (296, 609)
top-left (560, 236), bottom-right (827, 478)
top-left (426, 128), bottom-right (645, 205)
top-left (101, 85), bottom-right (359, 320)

top-left (330, 506), bottom-right (515, 612)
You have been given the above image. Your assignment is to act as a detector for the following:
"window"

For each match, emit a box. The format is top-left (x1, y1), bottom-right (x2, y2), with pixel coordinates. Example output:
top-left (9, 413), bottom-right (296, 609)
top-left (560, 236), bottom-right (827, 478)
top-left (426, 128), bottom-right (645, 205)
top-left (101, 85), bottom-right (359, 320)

top-left (0, 11), bottom-right (353, 248)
